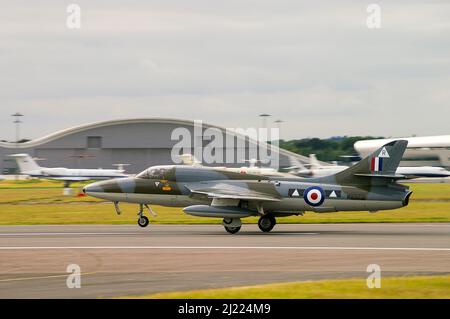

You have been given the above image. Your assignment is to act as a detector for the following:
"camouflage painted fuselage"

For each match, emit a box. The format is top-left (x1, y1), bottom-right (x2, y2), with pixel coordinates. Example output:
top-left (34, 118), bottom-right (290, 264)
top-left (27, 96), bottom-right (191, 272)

top-left (84, 165), bottom-right (412, 215)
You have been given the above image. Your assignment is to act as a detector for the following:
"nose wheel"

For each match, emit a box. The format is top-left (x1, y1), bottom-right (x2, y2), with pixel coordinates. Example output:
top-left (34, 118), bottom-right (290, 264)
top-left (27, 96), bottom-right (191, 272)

top-left (138, 215), bottom-right (149, 227)
top-left (137, 204), bottom-right (151, 228)
top-left (258, 215), bottom-right (276, 232)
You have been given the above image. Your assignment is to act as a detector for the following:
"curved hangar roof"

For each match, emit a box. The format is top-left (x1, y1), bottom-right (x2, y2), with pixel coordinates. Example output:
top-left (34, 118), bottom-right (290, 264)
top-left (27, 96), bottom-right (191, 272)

top-left (1, 118), bottom-right (205, 149)
top-left (0, 118), bottom-right (310, 164)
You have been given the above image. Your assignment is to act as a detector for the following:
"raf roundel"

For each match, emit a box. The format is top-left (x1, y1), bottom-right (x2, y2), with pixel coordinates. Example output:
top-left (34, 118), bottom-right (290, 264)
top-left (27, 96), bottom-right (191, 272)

top-left (304, 186), bottom-right (325, 207)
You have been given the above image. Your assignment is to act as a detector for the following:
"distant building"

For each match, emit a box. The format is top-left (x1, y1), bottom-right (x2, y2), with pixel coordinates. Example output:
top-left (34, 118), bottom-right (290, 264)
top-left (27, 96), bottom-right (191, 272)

top-left (0, 118), bottom-right (309, 174)
top-left (354, 135), bottom-right (450, 168)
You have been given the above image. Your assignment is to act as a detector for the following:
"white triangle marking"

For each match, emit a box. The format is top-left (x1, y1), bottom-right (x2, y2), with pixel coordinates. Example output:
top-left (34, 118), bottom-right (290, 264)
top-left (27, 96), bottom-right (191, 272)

top-left (330, 191), bottom-right (337, 198)
top-left (378, 147), bottom-right (390, 158)
top-left (292, 189), bottom-right (299, 197)
top-left (155, 182), bottom-right (160, 187)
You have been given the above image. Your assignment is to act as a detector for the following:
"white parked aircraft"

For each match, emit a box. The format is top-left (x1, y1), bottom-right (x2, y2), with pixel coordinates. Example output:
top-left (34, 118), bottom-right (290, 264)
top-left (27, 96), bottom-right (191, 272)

top-left (287, 154), bottom-right (348, 177)
top-left (238, 158), bottom-right (284, 176)
top-left (394, 166), bottom-right (450, 179)
top-left (9, 154), bottom-right (128, 187)
top-left (288, 154), bottom-right (450, 179)
top-left (179, 154), bottom-right (285, 176)
top-left (179, 153), bottom-right (450, 180)
top-left (178, 154), bottom-right (202, 167)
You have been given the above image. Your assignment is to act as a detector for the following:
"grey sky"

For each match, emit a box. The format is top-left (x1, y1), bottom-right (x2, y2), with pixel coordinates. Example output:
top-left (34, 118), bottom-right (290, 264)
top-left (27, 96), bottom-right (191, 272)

top-left (1, 1), bottom-right (449, 141)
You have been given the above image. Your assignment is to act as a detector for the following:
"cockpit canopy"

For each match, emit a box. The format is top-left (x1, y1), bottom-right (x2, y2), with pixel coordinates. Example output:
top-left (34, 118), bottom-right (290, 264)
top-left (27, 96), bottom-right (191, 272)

top-left (136, 165), bottom-right (173, 180)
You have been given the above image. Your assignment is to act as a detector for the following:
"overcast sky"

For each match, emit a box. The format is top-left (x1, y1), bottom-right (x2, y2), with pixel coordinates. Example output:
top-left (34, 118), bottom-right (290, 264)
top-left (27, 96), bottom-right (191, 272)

top-left (1, 1), bottom-right (449, 141)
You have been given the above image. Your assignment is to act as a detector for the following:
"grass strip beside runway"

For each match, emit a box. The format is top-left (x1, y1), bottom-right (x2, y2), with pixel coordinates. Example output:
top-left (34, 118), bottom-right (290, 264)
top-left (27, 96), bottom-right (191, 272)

top-left (0, 200), bottom-right (450, 225)
top-left (128, 275), bottom-right (450, 299)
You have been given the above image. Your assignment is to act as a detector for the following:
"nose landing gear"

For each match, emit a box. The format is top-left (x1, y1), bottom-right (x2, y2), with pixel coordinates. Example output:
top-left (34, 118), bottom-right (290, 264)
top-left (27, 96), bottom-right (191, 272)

top-left (137, 204), bottom-right (155, 228)
top-left (138, 215), bottom-right (149, 227)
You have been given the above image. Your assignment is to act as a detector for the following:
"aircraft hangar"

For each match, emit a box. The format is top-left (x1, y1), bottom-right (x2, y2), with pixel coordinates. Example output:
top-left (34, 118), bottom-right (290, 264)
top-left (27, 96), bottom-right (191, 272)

top-left (0, 118), bottom-right (308, 175)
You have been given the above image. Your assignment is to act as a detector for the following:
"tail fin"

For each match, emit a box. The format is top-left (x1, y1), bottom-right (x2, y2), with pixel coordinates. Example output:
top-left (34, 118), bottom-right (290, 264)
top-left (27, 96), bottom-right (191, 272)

top-left (309, 154), bottom-right (321, 169)
top-left (287, 156), bottom-right (307, 172)
top-left (319, 140), bottom-right (408, 184)
top-left (8, 154), bottom-right (41, 173)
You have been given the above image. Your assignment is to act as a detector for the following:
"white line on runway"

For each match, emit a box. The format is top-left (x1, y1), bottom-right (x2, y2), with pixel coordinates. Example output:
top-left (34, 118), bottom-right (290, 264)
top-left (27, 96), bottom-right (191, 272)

top-left (0, 232), bottom-right (144, 236)
top-left (0, 246), bottom-right (449, 251)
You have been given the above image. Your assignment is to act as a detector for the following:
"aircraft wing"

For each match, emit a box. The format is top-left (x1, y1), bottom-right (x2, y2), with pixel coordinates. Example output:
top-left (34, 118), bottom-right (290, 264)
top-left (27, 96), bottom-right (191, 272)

top-left (185, 183), bottom-right (281, 202)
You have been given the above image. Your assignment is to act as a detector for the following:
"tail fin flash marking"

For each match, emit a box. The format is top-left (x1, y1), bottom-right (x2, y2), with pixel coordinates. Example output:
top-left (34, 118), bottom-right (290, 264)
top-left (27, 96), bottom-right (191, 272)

top-left (371, 157), bottom-right (383, 172)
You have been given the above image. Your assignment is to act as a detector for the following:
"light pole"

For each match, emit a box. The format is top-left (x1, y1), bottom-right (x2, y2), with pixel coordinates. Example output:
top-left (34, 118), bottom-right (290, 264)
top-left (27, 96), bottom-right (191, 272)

top-left (11, 112), bottom-right (24, 179)
top-left (259, 113), bottom-right (271, 130)
top-left (11, 112), bottom-right (24, 144)
top-left (274, 119), bottom-right (284, 143)
top-left (259, 113), bottom-right (271, 144)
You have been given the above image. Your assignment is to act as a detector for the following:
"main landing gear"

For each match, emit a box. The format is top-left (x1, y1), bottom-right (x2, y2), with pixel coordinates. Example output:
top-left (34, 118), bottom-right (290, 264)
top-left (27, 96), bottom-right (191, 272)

top-left (137, 204), bottom-right (157, 228)
top-left (223, 218), bottom-right (242, 234)
top-left (222, 215), bottom-right (277, 234)
top-left (258, 214), bottom-right (276, 232)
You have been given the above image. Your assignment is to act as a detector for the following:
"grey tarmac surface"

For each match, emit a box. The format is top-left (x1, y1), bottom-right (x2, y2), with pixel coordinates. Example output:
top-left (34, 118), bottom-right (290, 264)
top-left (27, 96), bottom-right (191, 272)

top-left (0, 223), bottom-right (449, 298)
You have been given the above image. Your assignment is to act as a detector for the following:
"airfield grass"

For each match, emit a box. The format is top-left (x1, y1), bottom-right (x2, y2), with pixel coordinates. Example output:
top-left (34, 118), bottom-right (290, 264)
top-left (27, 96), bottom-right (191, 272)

top-left (128, 275), bottom-right (450, 299)
top-left (0, 180), bottom-right (449, 225)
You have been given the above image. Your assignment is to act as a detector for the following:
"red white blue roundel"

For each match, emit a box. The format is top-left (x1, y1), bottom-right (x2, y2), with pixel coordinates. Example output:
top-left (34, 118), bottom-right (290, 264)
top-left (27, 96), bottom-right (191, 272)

top-left (304, 186), bottom-right (325, 207)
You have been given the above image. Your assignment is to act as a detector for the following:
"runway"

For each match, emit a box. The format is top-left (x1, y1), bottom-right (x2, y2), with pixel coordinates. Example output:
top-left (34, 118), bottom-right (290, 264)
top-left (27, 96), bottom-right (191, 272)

top-left (0, 223), bottom-right (449, 298)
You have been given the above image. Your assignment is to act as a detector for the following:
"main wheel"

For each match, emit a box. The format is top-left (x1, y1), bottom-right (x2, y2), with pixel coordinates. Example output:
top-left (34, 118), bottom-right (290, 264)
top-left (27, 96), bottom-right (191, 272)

top-left (258, 215), bottom-right (276, 232)
top-left (137, 216), bottom-right (149, 227)
top-left (224, 226), bottom-right (241, 234)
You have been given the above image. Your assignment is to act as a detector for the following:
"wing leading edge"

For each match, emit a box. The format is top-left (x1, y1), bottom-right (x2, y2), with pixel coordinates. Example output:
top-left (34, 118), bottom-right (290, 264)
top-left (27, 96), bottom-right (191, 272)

top-left (185, 182), bottom-right (281, 202)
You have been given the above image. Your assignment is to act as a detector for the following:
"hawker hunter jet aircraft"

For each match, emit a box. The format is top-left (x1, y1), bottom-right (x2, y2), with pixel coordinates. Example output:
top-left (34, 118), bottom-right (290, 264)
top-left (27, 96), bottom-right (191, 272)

top-left (10, 153), bottom-right (128, 187)
top-left (84, 140), bottom-right (412, 234)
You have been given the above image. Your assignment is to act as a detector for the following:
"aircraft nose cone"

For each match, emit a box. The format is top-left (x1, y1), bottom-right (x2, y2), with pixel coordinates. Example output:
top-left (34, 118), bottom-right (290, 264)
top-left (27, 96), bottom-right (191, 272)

top-left (83, 178), bottom-right (135, 197)
top-left (83, 181), bottom-right (104, 195)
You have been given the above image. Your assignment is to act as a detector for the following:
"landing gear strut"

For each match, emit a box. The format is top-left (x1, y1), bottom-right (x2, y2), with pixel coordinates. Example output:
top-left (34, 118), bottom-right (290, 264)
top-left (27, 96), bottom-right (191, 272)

top-left (258, 215), bottom-right (276, 232)
top-left (137, 204), bottom-right (150, 227)
top-left (223, 218), bottom-right (242, 234)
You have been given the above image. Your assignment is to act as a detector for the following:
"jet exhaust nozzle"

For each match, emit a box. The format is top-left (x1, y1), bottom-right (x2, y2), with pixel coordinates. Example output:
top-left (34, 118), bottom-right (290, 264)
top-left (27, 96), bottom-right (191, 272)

top-left (403, 191), bottom-right (413, 207)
